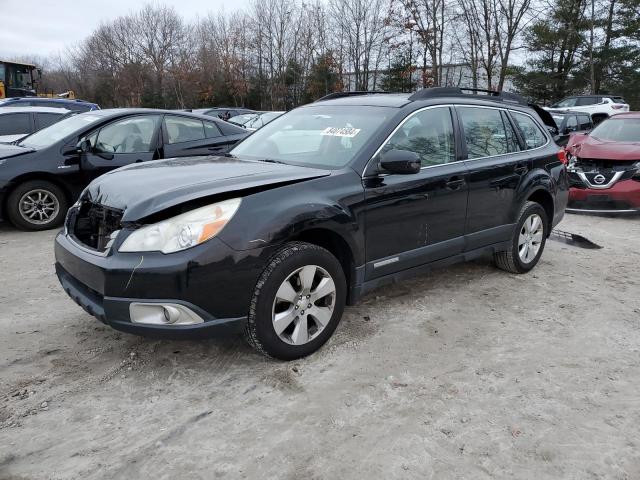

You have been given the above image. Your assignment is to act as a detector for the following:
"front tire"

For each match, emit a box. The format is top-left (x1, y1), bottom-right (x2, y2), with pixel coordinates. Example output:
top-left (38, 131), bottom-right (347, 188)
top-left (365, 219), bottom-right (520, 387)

top-left (494, 201), bottom-right (548, 274)
top-left (245, 242), bottom-right (347, 360)
top-left (6, 180), bottom-right (68, 231)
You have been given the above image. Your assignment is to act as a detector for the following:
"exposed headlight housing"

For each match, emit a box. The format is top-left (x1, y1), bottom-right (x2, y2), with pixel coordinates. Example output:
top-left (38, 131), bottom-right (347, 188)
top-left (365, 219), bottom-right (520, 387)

top-left (119, 198), bottom-right (241, 254)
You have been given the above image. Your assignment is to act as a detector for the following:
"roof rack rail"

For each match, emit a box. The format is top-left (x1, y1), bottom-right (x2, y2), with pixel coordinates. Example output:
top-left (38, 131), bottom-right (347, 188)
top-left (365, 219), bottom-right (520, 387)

top-left (408, 87), bottom-right (527, 106)
top-left (315, 91), bottom-right (389, 102)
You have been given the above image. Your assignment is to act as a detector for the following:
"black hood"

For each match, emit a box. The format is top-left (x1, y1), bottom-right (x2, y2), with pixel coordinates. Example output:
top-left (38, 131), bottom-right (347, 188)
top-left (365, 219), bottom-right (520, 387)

top-left (82, 156), bottom-right (331, 221)
top-left (0, 144), bottom-right (35, 160)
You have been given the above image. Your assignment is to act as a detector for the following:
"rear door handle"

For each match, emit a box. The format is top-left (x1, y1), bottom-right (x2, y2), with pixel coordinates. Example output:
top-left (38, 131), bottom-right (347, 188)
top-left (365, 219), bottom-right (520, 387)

top-left (445, 177), bottom-right (465, 190)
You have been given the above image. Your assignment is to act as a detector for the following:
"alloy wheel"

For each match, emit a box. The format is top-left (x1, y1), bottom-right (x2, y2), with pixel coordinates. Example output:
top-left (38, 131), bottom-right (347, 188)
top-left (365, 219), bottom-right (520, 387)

top-left (518, 213), bottom-right (544, 264)
top-left (272, 264), bottom-right (336, 346)
top-left (18, 189), bottom-right (60, 225)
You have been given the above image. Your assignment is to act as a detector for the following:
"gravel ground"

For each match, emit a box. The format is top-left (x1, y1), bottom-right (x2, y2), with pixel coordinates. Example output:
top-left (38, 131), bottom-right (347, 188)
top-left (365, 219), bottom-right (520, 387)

top-left (0, 213), bottom-right (639, 480)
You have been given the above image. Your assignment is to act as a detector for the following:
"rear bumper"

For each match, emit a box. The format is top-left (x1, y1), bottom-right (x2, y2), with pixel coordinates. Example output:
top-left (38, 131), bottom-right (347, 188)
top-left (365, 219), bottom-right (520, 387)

top-left (568, 179), bottom-right (640, 213)
top-left (54, 232), bottom-right (273, 337)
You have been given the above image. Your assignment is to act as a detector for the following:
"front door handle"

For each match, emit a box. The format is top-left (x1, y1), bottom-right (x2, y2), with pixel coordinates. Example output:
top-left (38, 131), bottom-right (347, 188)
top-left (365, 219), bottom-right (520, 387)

top-left (445, 177), bottom-right (465, 190)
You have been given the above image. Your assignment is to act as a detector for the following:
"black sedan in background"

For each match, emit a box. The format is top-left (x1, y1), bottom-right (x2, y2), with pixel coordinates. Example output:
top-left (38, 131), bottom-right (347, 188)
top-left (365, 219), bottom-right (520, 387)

top-left (549, 110), bottom-right (593, 146)
top-left (0, 109), bottom-right (248, 230)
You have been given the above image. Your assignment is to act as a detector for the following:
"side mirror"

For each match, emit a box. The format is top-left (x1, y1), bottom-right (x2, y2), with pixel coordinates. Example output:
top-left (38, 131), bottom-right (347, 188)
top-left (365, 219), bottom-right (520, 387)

top-left (77, 139), bottom-right (92, 153)
top-left (379, 149), bottom-right (421, 175)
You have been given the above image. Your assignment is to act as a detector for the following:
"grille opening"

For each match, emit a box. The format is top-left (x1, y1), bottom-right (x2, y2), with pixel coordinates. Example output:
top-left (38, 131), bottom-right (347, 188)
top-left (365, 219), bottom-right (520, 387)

top-left (73, 202), bottom-right (123, 252)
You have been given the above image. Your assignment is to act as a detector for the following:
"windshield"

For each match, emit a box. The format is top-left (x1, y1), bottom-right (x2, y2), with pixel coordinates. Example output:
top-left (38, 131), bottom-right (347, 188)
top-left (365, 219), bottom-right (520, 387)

top-left (19, 113), bottom-right (103, 149)
top-left (590, 118), bottom-right (640, 142)
top-left (231, 105), bottom-right (393, 169)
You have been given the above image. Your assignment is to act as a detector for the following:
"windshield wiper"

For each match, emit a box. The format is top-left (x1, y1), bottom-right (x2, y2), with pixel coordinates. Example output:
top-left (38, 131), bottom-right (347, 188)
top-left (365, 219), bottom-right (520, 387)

top-left (259, 158), bottom-right (287, 164)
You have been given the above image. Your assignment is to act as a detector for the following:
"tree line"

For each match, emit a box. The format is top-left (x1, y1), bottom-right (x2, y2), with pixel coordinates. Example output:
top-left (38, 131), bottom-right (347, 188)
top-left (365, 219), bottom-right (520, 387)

top-left (24, 0), bottom-right (640, 110)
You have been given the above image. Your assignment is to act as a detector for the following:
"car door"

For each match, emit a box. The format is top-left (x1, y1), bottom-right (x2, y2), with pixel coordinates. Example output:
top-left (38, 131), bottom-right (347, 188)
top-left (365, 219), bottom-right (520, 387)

top-left (457, 106), bottom-right (527, 249)
top-left (162, 115), bottom-right (239, 157)
top-left (81, 114), bottom-right (162, 181)
top-left (363, 105), bottom-right (469, 279)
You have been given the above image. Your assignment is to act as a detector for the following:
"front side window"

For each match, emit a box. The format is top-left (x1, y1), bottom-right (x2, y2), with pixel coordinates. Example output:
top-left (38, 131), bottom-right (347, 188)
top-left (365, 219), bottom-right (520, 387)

top-left (378, 107), bottom-right (456, 167)
top-left (0, 113), bottom-right (30, 135)
top-left (458, 107), bottom-right (520, 159)
top-left (164, 116), bottom-right (205, 144)
top-left (511, 112), bottom-right (547, 149)
top-left (565, 116), bottom-right (578, 131)
top-left (94, 115), bottom-right (160, 153)
top-left (231, 105), bottom-right (393, 169)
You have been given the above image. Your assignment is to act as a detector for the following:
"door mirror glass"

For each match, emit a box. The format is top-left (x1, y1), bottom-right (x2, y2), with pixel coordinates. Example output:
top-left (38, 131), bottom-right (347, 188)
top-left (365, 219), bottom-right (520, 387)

top-left (380, 149), bottom-right (421, 174)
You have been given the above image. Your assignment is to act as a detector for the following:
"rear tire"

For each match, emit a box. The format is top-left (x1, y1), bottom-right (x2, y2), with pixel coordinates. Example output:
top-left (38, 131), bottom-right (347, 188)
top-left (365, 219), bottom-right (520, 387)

top-left (244, 242), bottom-right (346, 360)
top-left (6, 180), bottom-right (68, 231)
top-left (494, 201), bottom-right (548, 274)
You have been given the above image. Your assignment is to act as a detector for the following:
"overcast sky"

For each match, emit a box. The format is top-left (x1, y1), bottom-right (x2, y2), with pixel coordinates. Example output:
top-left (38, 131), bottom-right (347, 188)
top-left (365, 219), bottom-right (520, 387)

top-left (0, 0), bottom-right (249, 60)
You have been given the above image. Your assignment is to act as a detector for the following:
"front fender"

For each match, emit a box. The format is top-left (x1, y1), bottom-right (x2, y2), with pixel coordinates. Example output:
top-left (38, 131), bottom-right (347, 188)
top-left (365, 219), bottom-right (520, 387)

top-left (217, 170), bottom-right (366, 265)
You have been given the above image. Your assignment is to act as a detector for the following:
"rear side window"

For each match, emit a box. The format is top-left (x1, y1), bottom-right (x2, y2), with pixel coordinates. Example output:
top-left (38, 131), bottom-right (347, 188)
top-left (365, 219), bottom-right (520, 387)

top-left (218, 121), bottom-right (244, 136)
top-left (0, 113), bottom-right (31, 135)
top-left (204, 121), bottom-right (221, 138)
top-left (381, 107), bottom-right (456, 167)
top-left (612, 96), bottom-right (626, 104)
top-left (35, 112), bottom-right (63, 130)
top-left (164, 116), bottom-right (205, 144)
top-left (576, 96), bottom-right (598, 106)
top-left (511, 112), bottom-right (547, 149)
top-left (458, 107), bottom-right (520, 159)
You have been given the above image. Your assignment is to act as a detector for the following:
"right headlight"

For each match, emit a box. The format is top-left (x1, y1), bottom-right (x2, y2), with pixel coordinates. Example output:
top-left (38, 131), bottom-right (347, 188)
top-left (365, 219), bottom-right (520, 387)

top-left (119, 198), bottom-right (241, 254)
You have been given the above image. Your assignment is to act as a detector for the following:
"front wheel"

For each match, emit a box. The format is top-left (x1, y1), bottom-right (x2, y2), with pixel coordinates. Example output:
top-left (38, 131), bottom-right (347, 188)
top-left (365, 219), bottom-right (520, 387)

top-left (245, 242), bottom-right (346, 360)
top-left (6, 180), bottom-right (68, 231)
top-left (494, 201), bottom-right (548, 274)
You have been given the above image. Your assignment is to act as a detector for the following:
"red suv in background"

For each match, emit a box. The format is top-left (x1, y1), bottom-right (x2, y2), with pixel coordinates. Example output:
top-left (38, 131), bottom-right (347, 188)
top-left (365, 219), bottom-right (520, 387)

top-left (566, 113), bottom-right (640, 214)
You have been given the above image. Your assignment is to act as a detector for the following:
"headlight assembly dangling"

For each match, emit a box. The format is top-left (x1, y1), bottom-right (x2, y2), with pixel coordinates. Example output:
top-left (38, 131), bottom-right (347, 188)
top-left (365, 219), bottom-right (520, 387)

top-left (119, 198), bottom-right (242, 254)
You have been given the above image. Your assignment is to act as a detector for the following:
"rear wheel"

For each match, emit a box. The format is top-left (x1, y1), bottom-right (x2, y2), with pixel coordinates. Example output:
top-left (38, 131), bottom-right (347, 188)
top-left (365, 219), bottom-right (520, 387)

top-left (245, 242), bottom-right (346, 360)
top-left (494, 201), bottom-right (548, 274)
top-left (6, 180), bottom-right (68, 231)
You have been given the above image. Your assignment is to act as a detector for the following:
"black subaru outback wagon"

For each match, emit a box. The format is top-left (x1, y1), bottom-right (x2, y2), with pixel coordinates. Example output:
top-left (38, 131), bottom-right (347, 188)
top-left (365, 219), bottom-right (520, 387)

top-left (55, 88), bottom-right (569, 360)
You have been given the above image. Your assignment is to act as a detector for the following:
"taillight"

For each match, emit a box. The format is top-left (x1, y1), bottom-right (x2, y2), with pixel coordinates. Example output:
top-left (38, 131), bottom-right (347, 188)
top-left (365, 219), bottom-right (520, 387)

top-left (612, 104), bottom-right (626, 110)
top-left (557, 149), bottom-right (568, 165)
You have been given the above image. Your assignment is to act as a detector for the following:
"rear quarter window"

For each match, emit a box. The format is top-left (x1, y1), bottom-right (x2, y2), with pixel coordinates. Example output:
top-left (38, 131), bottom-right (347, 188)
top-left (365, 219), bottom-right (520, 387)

top-left (511, 112), bottom-right (548, 149)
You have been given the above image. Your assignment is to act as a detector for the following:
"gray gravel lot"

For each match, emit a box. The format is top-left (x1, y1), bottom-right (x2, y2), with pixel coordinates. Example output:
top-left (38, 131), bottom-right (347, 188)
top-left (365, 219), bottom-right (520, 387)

top-left (1, 213), bottom-right (639, 480)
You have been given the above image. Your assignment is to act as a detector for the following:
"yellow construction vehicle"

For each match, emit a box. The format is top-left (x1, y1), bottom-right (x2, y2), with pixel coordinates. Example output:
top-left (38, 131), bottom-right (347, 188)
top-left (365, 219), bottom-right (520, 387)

top-left (0, 60), bottom-right (74, 99)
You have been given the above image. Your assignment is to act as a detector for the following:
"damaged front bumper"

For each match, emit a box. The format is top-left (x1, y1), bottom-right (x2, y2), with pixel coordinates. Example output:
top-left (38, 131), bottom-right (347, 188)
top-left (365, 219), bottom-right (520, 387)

top-left (54, 232), bottom-right (272, 338)
top-left (567, 158), bottom-right (640, 213)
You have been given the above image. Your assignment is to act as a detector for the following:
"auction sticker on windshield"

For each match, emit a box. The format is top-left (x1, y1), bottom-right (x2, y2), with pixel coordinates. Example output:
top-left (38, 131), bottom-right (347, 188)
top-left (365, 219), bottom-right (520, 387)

top-left (321, 127), bottom-right (361, 138)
